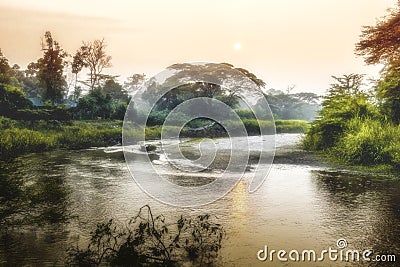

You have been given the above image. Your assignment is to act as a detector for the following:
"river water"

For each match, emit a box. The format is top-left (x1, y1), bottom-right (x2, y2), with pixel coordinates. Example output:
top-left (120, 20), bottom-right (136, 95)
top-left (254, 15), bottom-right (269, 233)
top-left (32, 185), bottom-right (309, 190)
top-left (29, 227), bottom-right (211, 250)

top-left (0, 134), bottom-right (399, 266)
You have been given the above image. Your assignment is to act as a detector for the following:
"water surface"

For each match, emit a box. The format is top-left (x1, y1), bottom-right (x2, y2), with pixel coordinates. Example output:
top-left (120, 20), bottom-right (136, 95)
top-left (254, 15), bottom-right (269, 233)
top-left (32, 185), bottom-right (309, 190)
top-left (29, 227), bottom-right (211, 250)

top-left (0, 134), bottom-right (399, 266)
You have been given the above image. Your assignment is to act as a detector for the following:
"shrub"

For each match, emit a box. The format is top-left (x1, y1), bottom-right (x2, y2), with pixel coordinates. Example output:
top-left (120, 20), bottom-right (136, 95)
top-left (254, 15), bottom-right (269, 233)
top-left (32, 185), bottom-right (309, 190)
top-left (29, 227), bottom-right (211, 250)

top-left (66, 205), bottom-right (225, 266)
top-left (334, 118), bottom-right (400, 166)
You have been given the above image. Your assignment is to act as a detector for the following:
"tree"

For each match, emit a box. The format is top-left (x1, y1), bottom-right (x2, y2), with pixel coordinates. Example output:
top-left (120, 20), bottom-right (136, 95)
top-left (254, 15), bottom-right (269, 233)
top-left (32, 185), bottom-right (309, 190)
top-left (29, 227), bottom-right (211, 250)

top-left (146, 62), bottom-right (265, 109)
top-left (35, 31), bottom-right (67, 104)
top-left (73, 39), bottom-right (112, 92)
top-left (263, 91), bottom-right (320, 121)
top-left (0, 84), bottom-right (32, 114)
top-left (124, 73), bottom-right (145, 94)
top-left (355, 3), bottom-right (400, 124)
top-left (0, 49), bottom-right (11, 84)
top-left (375, 68), bottom-right (400, 123)
top-left (71, 50), bottom-right (85, 90)
top-left (18, 62), bottom-right (42, 98)
top-left (303, 74), bottom-right (377, 150)
top-left (76, 89), bottom-right (115, 119)
top-left (102, 79), bottom-right (128, 101)
top-left (355, 4), bottom-right (400, 65)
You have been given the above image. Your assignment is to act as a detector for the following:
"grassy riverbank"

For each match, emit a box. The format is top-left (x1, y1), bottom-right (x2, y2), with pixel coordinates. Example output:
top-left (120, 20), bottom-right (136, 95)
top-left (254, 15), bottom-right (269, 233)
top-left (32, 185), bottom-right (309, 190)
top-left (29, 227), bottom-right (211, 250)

top-left (0, 116), bottom-right (309, 161)
top-left (303, 117), bottom-right (400, 174)
top-left (0, 117), bottom-right (123, 161)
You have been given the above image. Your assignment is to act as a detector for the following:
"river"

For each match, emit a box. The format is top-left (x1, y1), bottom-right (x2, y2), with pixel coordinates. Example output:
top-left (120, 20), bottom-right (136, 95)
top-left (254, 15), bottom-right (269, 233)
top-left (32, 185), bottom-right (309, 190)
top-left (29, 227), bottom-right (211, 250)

top-left (0, 134), bottom-right (399, 266)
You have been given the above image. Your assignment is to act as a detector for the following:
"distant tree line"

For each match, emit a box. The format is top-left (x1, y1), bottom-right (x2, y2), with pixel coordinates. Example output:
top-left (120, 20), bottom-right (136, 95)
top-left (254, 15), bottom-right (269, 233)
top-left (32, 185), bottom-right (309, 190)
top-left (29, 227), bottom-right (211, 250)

top-left (0, 31), bottom-right (320, 123)
top-left (263, 89), bottom-right (320, 121)
top-left (0, 31), bottom-right (145, 120)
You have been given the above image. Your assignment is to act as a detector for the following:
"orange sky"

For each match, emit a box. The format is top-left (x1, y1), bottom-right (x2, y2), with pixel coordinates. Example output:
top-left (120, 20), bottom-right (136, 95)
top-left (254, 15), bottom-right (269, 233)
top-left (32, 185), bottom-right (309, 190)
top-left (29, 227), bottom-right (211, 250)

top-left (0, 0), bottom-right (397, 94)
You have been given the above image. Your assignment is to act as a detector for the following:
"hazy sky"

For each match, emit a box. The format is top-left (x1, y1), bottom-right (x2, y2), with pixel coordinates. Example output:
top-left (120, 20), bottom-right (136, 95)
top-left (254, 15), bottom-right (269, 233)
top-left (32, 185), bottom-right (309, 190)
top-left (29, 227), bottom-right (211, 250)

top-left (0, 0), bottom-right (397, 94)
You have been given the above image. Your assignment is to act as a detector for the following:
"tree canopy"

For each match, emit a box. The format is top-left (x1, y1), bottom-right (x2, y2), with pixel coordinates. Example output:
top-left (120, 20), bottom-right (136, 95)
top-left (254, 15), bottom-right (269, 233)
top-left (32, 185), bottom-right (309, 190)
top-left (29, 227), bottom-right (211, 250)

top-left (356, 4), bottom-right (400, 66)
top-left (73, 39), bottom-right (112, 91)
top-left (356, 3), bottom-right (400, 124)
top-left (35, 31), bottom-right (68, 104)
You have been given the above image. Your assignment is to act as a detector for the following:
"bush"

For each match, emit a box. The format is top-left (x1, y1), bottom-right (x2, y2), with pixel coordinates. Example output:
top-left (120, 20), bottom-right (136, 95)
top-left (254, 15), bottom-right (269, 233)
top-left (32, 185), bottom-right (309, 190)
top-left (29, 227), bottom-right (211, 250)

top-left (302, 118), bottom-right (346, 150)
top-left (334, 118), bottom-right (400, 166)
top-left (0, 83), bottom-right (33, 113)
top-left (66, 205), bottom-right (225, 266)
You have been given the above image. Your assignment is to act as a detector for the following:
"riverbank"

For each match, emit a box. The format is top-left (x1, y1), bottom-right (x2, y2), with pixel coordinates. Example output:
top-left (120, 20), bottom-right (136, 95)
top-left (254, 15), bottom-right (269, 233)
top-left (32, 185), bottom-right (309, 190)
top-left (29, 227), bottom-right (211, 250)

top-left (275, 134), bottom-right (399, 177)
top-left (0, 118), bottom-right (122, 161)
top-left (0, 117), bottom-right (309, 161)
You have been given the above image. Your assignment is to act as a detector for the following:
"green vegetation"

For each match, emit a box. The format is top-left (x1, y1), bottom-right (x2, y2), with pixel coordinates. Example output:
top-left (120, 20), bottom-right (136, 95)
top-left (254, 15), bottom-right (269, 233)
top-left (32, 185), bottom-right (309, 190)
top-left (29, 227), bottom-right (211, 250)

top-left (303, 74), bottom-right (400, 171)
top-left (67, 205), bottom-right (225, 266)
top-left (0, 31), bottom-right (312, 162)
top-left (0, 115), bottom-right (308, 161)
top-left (0, 117), bottom-right (122, 161)
top-left (275, 119), bottom-right (310, 133)
top-left (264, 90), bottom-right (320, 121)
top-left (303, 3), bottom-right (400, 173)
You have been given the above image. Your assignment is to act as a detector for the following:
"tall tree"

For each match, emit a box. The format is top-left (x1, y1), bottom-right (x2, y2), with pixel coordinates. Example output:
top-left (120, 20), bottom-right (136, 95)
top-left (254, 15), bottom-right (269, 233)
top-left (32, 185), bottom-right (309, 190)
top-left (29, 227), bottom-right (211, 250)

top-left (36, 31), bottom-right (67, 104)
top-left (71, 50), bottom-right (85, 90)
top-left (22, 62), bottom-right (42, 98)
top-left (355, 4), bottom-right (400, 66)
top-left (356, 3), bottom-right (400, 123)
top-left (0, 49), bottom-right (11, 84)
top-left (73, 39), bottom-right (112, 92)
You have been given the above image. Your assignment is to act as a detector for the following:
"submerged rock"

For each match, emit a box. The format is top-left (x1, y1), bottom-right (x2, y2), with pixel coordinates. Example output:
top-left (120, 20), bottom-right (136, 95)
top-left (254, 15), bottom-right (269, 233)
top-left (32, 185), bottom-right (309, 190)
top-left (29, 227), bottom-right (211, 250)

top-left (140, 144), bottom-right (157, 152)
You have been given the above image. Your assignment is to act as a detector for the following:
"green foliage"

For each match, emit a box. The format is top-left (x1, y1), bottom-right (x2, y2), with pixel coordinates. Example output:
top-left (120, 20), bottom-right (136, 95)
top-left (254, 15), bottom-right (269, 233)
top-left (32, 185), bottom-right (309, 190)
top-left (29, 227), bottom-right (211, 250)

top-left (111, 102), bottom-right (128, 120)
top-left (0, 116), bottom-right (16, 129)
top-left (5, 107), bottom-right (71, 121)
top-left (35, 31), bottom-right (67, 104)
top-left (303, 74), bottom-right (378, 151)
top-left (102, 79), bottom-right (129, 101)
top-left (66, 205), bottom-right (225, 266)
top-left (275, 120), bottom-right (310, 133)
top-left (235, 109), bottom-right (256, 119)
top-left (304, 74), bottom-right (400, 170)
top-left (375, 67), bottom-right (400, 124)
top-left (0, 83), bottom-right (33, 113)
top-left (302, 118), bottom-right (345, 150)
top-left (0, 49), bottom-right (11, 84)
top-left (333, 118), bottom-right (400, 168)
top-left (76, 89), bottom-right (115, 119)
top-left (0, 128), bottom-right (55, 159)
top-left (0, 119), bottom-right (122, 160)
top-left (145, 110), bottom-right (191, 126)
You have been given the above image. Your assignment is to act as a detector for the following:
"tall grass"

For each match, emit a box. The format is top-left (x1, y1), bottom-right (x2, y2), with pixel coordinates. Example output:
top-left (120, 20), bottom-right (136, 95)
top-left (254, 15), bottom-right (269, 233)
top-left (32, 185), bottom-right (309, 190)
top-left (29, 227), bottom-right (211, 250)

top-left (0, 118), bottom-right (122, 160)
top-left (334, 118), bottom-right (400, 168)
top-left (275, 120), bottom-right (310, 133)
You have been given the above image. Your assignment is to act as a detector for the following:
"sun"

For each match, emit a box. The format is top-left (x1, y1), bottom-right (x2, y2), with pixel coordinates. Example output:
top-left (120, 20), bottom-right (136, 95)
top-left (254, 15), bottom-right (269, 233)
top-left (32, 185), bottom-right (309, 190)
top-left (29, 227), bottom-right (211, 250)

top-left (234, 42), bottom-right (241, 51)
